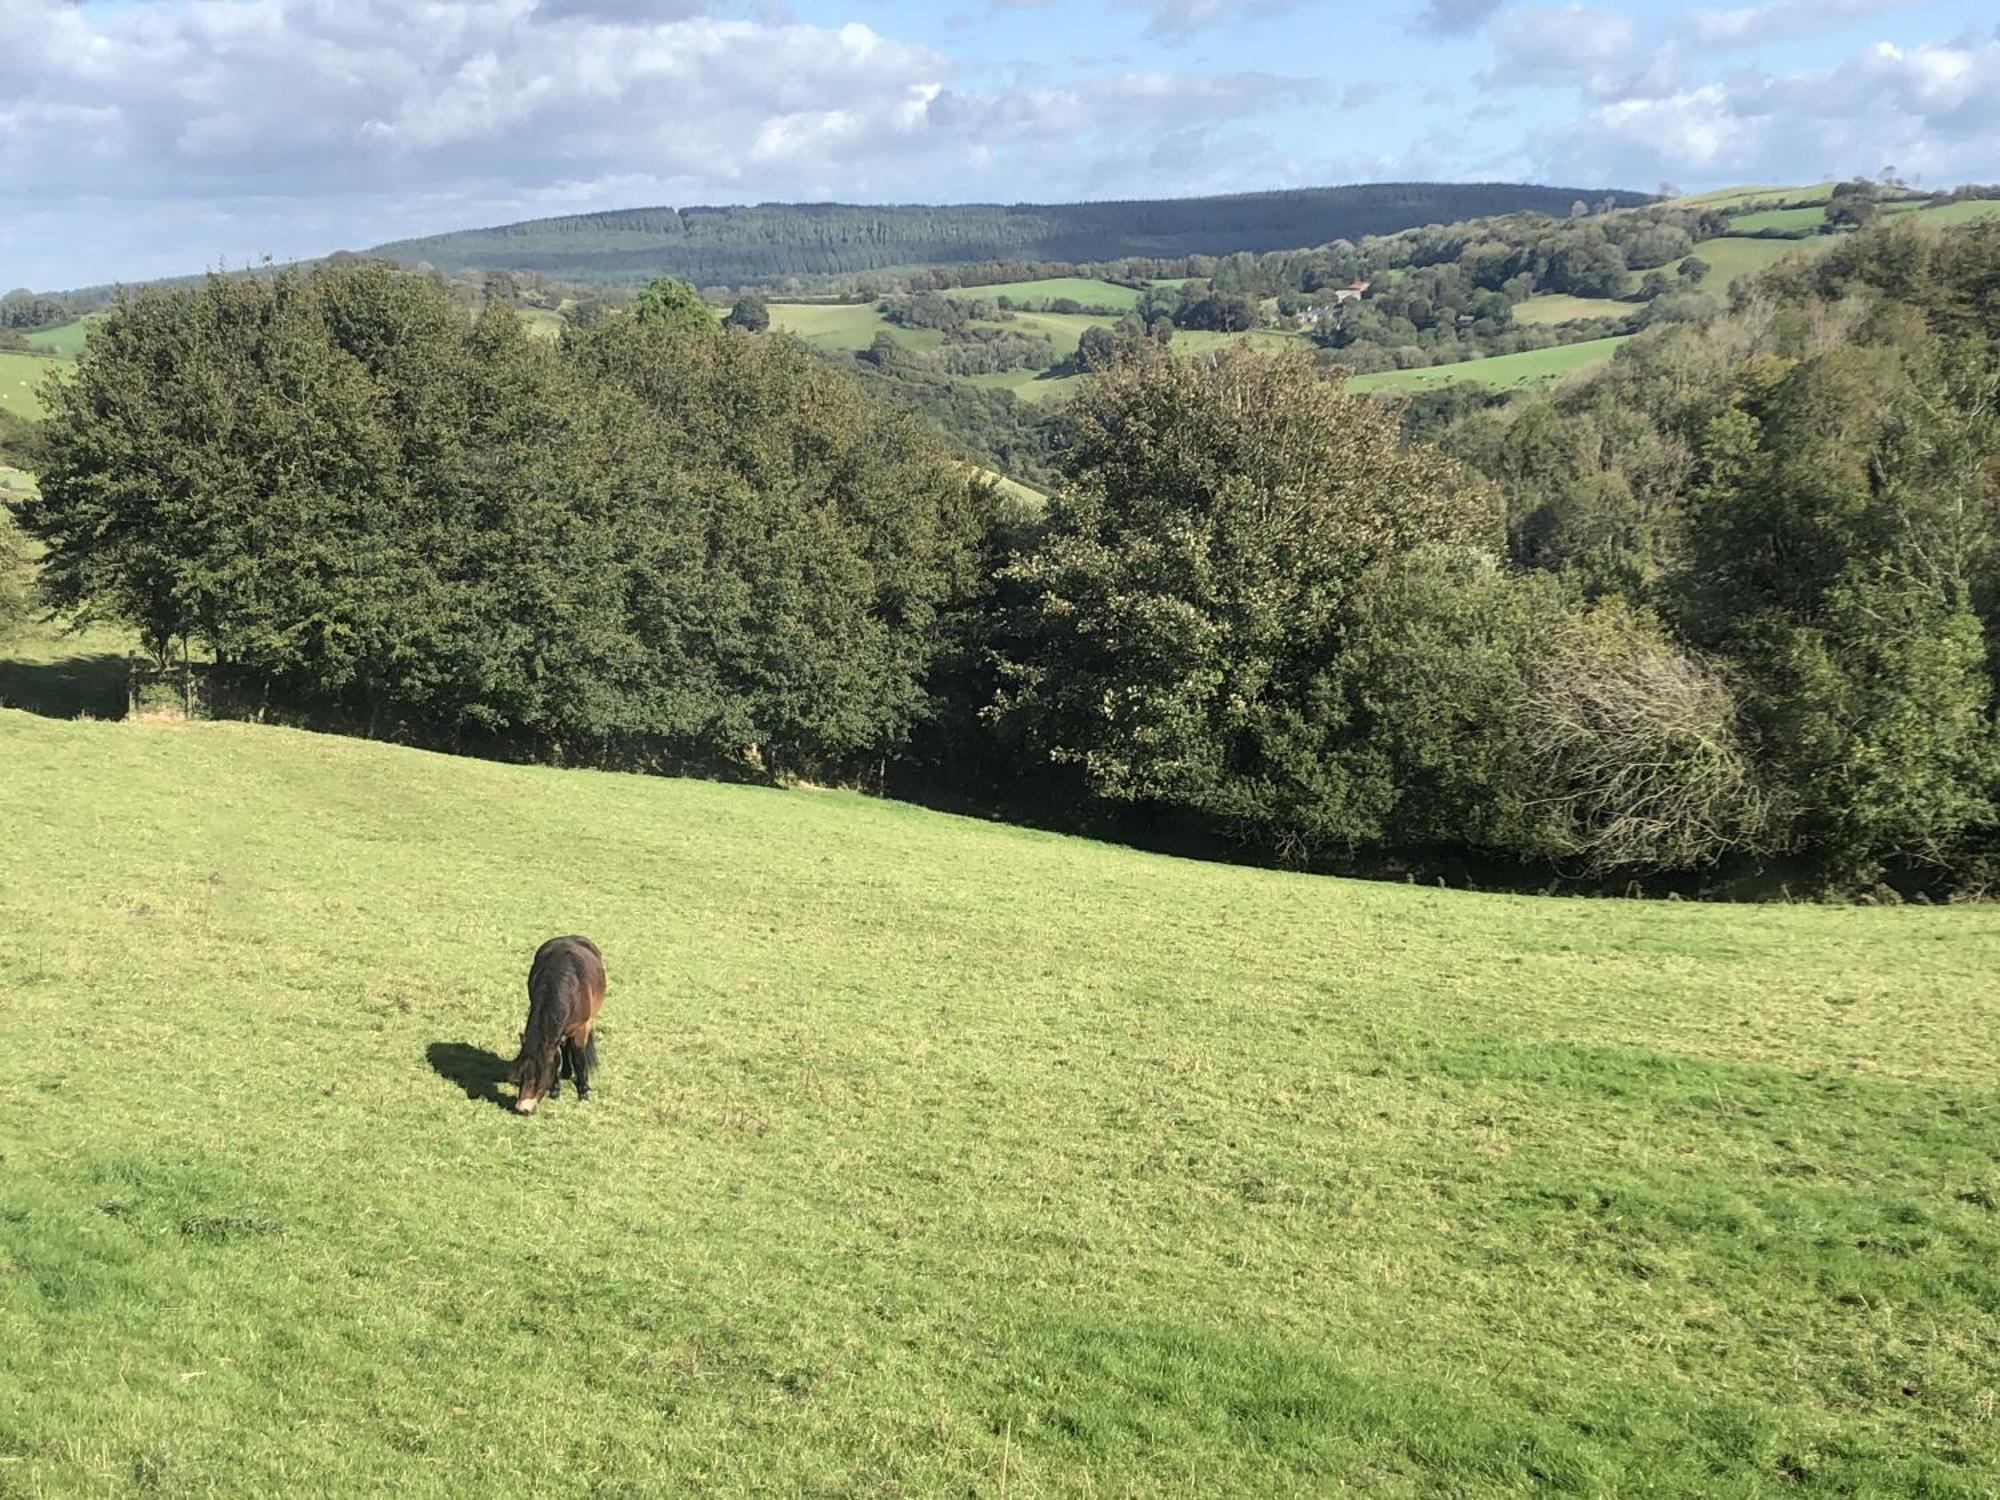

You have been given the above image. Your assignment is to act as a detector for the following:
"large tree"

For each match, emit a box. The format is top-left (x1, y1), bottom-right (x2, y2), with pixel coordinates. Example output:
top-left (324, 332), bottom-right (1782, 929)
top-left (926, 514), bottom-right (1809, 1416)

top-left (990, 348), bottom-right (1501, 860)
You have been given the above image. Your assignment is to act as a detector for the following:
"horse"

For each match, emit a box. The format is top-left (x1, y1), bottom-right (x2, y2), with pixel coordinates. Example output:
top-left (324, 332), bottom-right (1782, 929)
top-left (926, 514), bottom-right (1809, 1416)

top-left (510, 935), bottom-right (606, 1115)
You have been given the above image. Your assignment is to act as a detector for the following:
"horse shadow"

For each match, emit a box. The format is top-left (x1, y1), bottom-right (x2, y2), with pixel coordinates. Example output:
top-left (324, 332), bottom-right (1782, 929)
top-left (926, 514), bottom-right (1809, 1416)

top-left (425, 1041), bottom-right (513, 1111)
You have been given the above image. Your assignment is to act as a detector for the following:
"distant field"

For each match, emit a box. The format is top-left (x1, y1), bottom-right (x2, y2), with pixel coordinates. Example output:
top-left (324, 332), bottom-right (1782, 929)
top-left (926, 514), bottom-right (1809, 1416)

top-left (1725, 206), bottom-right (1826, 233)
top-left (1673, 234), bottom-right (1834, 287)
top-left (22, 316), bottom-right (97, 359)
top-left (767, 302), bottom-right (947, 354)
top-left (0, 351), bottom-right (61, 420)
top-left (962, 368), bottom-right (1082, 404)
top-left (1347, 335), bottom-right (1632, 395)
top-left (1673, 183), bottom-right (1835, 211)
top-left (965, 464), bottom-right (1047, 508)
top-left (1912, 199), bottom-right (2000, 227)
top-left (942, 278), bottom-right (1143, 310)
top-left (1510, 293), bottom-right (1629, 327)
top-left (516, 307), bottom-right (564, 342)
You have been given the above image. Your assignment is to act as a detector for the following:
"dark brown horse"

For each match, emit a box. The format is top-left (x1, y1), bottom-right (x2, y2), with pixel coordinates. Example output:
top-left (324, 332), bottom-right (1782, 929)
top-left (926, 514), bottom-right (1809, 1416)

top-left (510, 935), bottom-right (606, 1115)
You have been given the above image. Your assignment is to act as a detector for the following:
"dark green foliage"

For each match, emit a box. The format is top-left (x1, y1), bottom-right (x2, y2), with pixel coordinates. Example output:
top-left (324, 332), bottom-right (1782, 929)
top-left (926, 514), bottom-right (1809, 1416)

top-left (366, 184), bottom-right (1653, 287)
top-left (16, 265), bottom-right (990, 781)
top-left (633, 276), bottom-right (719, 334)
top-left (0, 289), bottom-right (73, 330)
top-left (990, 349), bottom-right (1504, 863)
top-left (0, 508), bottom-right (32, 643)
top-left (845, 360), bottom-right (1064, 492)
top-left (1437, 220), bottom-right (2000, 889)
top-left (725, 293), bottom-right (770, 333)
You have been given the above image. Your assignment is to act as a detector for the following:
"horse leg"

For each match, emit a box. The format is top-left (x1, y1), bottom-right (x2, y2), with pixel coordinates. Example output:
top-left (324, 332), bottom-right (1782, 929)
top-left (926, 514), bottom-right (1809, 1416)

top-left (572, 1027), bottom-right (597, 1102)
top-left (554, 1040), bottom-right (576, 1099)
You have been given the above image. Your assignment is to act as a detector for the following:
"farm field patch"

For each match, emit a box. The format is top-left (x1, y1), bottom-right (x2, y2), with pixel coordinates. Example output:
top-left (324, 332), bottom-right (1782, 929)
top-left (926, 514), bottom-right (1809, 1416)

top-left (1347, 335), bottom-right (1633, 394)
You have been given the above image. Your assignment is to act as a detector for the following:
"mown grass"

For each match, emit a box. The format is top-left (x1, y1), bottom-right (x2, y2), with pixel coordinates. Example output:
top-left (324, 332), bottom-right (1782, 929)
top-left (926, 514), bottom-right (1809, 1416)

top-left (20, 316), bottom-right (98, 359)
top-left (941, 278), bottom-right (1144, 310)
top-left (1, 703), bottom-right (1997, 1496)
top-left (1509, 293), bottom-right (1629, 327)
top-left (1911, 200), bottom-right (2000, 228)
top-left (1347, 336), bottom-right (1634, 395)
top-left (1723, 206), bottom-right (1827, 234)
top-left (1671, 235), bottom-right (1834, 287)
top-left (1672, 184), bottom-right (1835, 211)
top-left (0, 351), bottom-right (62, 420)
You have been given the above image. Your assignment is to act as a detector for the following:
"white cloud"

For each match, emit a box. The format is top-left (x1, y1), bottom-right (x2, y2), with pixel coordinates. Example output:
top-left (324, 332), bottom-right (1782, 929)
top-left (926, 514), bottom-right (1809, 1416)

top-left (1411, 0), bottom-right (1503, 37)
top-left (1113, 0), bottom-right (1303, 38)
top-left (0, 0), bottom-right (1316, 288)
top-left (1529, 33), bottom-right (2000, 186)
top-left (1479, 5), bottom-right (1640, 90)
top-left (1682, 0), bottom-right (1920, 51)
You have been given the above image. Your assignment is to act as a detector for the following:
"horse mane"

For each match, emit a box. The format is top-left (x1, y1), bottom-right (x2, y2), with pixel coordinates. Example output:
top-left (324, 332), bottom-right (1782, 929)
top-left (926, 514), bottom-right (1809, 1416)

top-left (509, 989), bottom-right (568, 1095)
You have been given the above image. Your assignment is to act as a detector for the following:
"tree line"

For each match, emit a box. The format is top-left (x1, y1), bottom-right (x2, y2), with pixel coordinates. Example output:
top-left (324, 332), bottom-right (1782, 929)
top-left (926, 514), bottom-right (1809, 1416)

top-left (11, 225), bottom-right (1999, 895)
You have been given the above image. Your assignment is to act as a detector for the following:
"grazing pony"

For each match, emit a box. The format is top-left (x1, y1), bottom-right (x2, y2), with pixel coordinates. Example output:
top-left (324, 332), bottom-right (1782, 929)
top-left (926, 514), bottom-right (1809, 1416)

top-left (510, 935), bottom-right (606, 1115)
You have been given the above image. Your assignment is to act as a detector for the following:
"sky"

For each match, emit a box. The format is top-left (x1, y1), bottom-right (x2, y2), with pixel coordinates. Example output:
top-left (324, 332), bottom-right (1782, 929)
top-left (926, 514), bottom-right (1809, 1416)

top-left (2, 0), bottom-right (1997, 290)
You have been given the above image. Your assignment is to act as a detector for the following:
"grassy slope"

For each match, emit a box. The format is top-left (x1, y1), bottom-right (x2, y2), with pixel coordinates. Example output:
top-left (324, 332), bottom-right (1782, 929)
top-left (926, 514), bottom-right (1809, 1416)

top-left (1673, 234), bottom-right (1835, 286)
top-left (1347, 336), bottom-right (1633, 395)
top-left (1913, 200), bottom-right (2000, 227)
top-left (767, 302), bottom-right (947, 354)
top-left (21, 316), bottom-right (98, 358)
top-left (1509, 293), bottom-right (1630, 327)
top-left (1672, 184), bottom-right (1836, 211)
top-left (1724, 206), bottom-right (1827, 233)
top-left (941, 278), bottom-right (1145, 309)
top-left (2, 711), bottom-right (1997, 1496)
top-left (0, 351), bottom-right (60, 420)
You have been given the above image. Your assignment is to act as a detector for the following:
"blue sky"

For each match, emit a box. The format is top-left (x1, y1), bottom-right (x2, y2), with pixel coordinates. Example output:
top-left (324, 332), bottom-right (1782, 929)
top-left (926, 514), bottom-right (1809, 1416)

top-left (2, 0), bottom-right (1997, 290)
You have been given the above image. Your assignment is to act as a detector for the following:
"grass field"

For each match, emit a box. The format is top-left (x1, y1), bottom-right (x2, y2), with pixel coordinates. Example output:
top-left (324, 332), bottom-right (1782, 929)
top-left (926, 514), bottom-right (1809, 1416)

top-left (1509, 293), bottom-right (1629, 327)
top-left (1673, 234), bottom-right (1836, 286)
top-left (1, 702), bottom-right (1998, 1496)
top-left (1911, 199), bottom-right (2000, 228)
top-left (517, 307), bottom-right (565, 342)
top-left (1723, 206), bottom-right (1827, 234)
top-left (962, 367), bottom-right (1082, 403)
top-left (766, 302), bottom-right (949, 355)
top-left (21, 316), bottom-right (98, 359)
top-left (1347, 336), bottom-right (1633, 395)
top-left (1672, 183), bottom-right (1835, 211)
top-left (0, 350), bottom-right (62, 420)
top-left (942, 278), bottom-right (1144, 310)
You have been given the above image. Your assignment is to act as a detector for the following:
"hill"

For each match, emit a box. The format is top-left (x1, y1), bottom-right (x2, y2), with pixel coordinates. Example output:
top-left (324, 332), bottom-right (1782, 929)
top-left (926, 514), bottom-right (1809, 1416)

top-left (366, 183), bottom-right (1653, 286)
top-left (2, 707), bottom-right (1997, 1494)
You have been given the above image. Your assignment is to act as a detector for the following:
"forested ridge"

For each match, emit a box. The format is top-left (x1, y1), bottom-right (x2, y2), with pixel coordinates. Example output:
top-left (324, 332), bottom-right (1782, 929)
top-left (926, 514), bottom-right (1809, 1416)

top-left (367, 183), bottom-right (1651, 286)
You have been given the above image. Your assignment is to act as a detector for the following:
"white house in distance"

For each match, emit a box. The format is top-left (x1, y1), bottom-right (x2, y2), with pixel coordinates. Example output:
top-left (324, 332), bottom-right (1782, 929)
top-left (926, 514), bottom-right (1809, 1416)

top-left (1296, 280), bottom-right (1371, 328)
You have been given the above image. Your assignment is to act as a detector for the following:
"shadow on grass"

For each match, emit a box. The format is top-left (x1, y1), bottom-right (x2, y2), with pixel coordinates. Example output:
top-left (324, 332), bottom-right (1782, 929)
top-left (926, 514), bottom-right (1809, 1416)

top-left (0, 650), bottom-right (128, 720)
top-left (425, 1042), bottom-right (514, 1111)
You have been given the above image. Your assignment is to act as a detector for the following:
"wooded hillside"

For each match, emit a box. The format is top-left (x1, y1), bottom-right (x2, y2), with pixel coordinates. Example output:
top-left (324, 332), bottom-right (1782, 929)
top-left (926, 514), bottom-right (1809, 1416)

top-left (368, 184), bottom-right (1652, 285)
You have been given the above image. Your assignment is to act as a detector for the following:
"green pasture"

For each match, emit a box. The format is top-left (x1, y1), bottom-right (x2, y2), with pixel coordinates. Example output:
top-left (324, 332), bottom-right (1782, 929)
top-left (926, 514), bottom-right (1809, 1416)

top-left (1723, 206), bottom-right (1827, 234)
top-left (1347, 335), bottom-right (1633, 395)
top-left (1509, 293), bottom-right (1629, 327)
top-left (1, 698), bottom-right (1997, 1496)
top-left (1671, 234), bottom-right (1835, 287)
top-left (21, 316), bottom-right (98, 359)
top-left (962, 367), bottom-right (1082, 404)
top-left (1911, 199), bottom-right (2000, 228)
top-left (1672, 183), bottom-right (1836, 211)
top-left (942, 278), bottom-right (1145, 310)
top-left (516, 306), bottom-right (565, 342)
top-left (767, 302), bottom-right (948, 354)
top-left (0, 351), bottom-right (62, 420)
